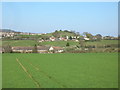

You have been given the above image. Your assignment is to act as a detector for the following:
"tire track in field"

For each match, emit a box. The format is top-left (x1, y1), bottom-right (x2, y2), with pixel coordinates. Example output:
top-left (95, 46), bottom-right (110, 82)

top-left (16, 58), bottom-right (41, 88)
top-left (25, 59), bottom-right (67, 88)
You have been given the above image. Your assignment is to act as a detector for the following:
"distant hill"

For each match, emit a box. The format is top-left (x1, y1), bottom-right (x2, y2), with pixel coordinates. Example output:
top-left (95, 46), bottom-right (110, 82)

top-left (0, 29), bottom-right (78, 37)
top-left (42, 30), bottom-right (77, 37)
top-left (0, 29), bottom-right (16, 32)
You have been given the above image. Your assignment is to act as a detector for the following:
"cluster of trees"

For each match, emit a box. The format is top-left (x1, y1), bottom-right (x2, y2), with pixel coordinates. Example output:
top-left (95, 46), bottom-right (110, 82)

top-left (83, 32), bottom-right (102, 41)
top-left (52, 30), bottom-right (75, 38)
top-left (65, 44), bottom-right (119, 53)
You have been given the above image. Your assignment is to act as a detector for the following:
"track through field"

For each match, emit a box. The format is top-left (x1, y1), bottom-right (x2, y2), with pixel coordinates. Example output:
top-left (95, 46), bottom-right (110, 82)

top-left (24, 58), bottom-right (67, 88)
top-left (16, 57), bottom-right (67, 88)
top-left (16, 58), bottom-right (41, 88)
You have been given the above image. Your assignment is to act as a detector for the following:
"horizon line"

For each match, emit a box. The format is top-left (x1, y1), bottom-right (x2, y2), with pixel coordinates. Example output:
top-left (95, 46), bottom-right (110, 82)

top-left (1, 28), bottom-right (118, 37)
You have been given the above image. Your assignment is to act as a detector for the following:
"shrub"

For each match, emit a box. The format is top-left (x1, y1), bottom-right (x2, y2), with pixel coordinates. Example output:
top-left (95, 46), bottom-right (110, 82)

top-left (66, 42), bottom-right (70, 46)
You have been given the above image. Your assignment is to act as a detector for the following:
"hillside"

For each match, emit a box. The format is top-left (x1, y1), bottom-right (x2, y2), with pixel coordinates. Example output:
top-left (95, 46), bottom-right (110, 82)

top-left (0, 29), bottom-right (16, 32)
top-left (14, 30), bottom-right (78, 40)
top-left (2, 39), bottom-right (118, 47)
top-left (51, 30), bottom-right (77, 37)
top-left (41, 30), bottom-right (77, 37)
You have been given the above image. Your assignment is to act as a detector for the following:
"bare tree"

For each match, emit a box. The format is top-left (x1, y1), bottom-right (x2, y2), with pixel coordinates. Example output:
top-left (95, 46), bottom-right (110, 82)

top-left (32, 44), bottom-right (37, 53)
top-left (3, 44), bottom-right (12, 53)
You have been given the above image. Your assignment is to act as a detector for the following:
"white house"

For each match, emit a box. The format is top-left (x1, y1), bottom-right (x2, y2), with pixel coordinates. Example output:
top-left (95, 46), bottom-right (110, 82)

top-left (50, 37), bottom-right (56, 41)
top-left (49, 46), bottom-right (64, 53)
top-left (49, 46), bottom-right (54, 51)
top-left (84, 37), bottom-right (90, 41)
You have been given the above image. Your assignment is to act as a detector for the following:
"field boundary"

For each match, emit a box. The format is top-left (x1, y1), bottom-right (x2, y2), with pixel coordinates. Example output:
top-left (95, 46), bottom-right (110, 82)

top-left (16, 58), bottom-right (41, 88)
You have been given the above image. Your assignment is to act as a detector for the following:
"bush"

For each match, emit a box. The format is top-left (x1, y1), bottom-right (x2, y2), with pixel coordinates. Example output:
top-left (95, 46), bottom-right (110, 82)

top-left (66, 42), bottom-right (70, 46)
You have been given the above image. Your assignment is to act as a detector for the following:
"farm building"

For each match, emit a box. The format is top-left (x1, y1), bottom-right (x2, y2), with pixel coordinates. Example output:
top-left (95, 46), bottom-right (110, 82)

top-left (12, 46), bottom-right (49, 53)
top-left (12, 47), bottom-right (33, 53)
top-left (11, 46), bottom-right (64, 53)
top-left (37, 46), bottom-right (50, 53)
top-left (49, 46), bottom-right (64, 53)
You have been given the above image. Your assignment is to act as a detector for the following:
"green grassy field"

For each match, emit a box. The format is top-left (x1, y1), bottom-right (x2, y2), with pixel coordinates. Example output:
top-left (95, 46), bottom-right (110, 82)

top-left (40, 40), bottom-right (79, 47)
top-left (85, 40), bottom-right (118, 45)
top-left (2, 40), bottom-right (37, 47)
top-left (2, 53), bottom-right (118, 88)
top-left (2, 40), bottom-right (118, 47)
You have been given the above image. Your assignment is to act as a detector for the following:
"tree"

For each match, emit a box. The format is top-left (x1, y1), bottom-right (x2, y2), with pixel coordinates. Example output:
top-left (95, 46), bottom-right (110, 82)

top-left (86, 33), bottom-right (93, 39)
top-left (70, 30), bottom-right (76, 35)
top-left (41, 36), bottom-right (49, 40)
top-left (66, 42), bottom-right (70, 46)
top-left (32, 44), bottom-right (37, 53)
top-left (3, 44), bottom-right (12, 53)
top-left (52, 31), bottom-right (60, 38)
top-left (83, 32), bottom-right (93, 41)
top-left (64, 30), bottom-right (69, 32)
top-left (95, 34), bottom-right (102, 41)
top-left (55, 30), bottom-right (58, 32)
top-left (69, 36), bottom-right (72, 40)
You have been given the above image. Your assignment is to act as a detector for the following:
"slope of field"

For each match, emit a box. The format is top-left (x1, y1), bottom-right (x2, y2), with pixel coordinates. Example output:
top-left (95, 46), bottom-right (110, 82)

top-left (2, 53), bottom-right (118, 88)
top-left (2, 40), bottom-right (118, 47)
top-left (2, 40), bottom-right (37, 47)
top-left (40, 40), bottom-right (79, 47)
top-left (85, 40), bottom-right (118, 45)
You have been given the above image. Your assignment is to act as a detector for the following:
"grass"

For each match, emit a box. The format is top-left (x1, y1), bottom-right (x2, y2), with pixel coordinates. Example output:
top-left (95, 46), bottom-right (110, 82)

top-left (2, 40), bottom-right (118, 47)
top-left (85, 40), bottom-right (118, 46)
top-left (2, 40), bottom-right (78, 47)
top-left (40, 41), bottom-right (79, 47)
top-left (2, 40), bottom-right (38, 47)
top-left (2, 53), bottom-right (118, 88)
